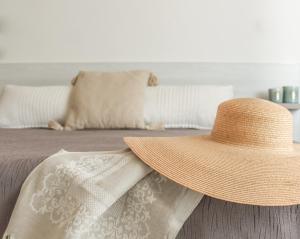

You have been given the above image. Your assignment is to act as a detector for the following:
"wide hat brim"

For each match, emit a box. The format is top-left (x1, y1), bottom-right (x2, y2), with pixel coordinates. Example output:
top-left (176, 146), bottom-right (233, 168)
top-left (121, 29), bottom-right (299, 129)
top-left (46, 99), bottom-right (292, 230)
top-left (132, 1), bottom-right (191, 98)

top-left (124, 135), bottom-right (300, 206)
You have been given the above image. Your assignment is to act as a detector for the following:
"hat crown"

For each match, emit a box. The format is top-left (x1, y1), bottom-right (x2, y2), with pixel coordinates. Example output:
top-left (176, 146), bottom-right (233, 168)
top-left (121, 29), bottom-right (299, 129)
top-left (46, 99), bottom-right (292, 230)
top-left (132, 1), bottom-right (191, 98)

top-left (211, 98), bottom-right (293, 150)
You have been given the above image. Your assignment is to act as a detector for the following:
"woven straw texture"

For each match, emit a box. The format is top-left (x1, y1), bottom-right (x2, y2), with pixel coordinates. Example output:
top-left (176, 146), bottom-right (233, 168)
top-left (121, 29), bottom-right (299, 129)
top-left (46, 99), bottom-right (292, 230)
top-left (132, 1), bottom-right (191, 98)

top-left (125, 98), bottom-right (300, 206)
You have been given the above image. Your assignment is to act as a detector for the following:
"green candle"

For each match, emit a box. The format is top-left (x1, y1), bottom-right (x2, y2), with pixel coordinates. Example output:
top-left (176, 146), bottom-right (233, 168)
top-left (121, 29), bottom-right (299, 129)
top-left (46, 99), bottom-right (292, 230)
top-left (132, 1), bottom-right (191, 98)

top-left (268, 88), bottom-right (283, 103)
top-left (283, 86), bottom-right (299, 104)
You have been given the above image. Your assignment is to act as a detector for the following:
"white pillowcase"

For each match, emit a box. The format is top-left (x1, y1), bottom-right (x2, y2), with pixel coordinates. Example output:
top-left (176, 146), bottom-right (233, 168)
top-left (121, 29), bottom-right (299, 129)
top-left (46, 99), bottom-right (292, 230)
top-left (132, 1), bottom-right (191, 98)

top-left (144, 85), bottom-right (233, 129)
top-left (0, 84), bottom-right (233, 129)
top-left (0, 85), bottom-right (71, 128)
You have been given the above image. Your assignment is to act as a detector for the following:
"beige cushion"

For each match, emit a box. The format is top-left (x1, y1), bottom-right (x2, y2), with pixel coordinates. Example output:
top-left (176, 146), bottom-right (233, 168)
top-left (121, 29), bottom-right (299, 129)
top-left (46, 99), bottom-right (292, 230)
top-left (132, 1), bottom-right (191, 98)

top-left (64, 70), bottom-right (156, 130)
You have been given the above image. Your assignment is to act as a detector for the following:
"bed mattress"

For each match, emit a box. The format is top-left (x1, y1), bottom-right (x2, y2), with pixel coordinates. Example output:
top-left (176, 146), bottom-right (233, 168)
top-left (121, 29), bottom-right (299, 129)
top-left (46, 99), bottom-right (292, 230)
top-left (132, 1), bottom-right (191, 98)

top-left (0, 128), bottom-right (299, 239)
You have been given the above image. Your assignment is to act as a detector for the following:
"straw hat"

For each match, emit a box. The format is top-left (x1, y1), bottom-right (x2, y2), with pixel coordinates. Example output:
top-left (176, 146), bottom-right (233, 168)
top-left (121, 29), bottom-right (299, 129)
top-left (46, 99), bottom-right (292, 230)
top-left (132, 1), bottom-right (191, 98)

top-left (125, 98), bottom-right (300, 206)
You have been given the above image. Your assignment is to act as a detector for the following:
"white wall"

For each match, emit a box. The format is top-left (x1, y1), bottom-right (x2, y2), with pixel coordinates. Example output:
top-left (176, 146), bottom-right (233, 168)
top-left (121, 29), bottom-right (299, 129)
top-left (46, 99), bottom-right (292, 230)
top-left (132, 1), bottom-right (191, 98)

top-left (0, 0), bottom-right (299, 63)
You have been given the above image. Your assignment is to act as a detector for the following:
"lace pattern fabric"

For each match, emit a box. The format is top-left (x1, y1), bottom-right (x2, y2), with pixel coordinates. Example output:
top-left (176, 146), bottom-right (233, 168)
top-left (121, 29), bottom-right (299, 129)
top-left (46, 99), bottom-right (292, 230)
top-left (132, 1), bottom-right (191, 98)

top-left (4, 150), bottom-right (203, 239)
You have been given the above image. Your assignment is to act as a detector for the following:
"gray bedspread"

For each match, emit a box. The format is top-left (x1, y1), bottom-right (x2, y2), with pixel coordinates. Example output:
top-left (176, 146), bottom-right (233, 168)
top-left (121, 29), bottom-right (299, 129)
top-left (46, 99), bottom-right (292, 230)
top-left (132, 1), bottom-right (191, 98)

top-left (1, 128), bottom-right (300, 239)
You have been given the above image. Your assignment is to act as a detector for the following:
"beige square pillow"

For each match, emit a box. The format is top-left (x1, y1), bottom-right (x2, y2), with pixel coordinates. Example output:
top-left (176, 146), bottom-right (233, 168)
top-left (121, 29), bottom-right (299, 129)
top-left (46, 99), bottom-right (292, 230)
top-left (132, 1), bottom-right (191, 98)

top-left (63, 70), bottom-right (157, 130)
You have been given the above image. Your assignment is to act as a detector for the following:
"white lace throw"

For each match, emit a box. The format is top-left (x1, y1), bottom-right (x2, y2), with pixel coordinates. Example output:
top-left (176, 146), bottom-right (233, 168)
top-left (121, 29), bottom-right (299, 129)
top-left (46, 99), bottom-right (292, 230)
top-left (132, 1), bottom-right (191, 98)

top-left (3, 149), bottom-right (203, 239)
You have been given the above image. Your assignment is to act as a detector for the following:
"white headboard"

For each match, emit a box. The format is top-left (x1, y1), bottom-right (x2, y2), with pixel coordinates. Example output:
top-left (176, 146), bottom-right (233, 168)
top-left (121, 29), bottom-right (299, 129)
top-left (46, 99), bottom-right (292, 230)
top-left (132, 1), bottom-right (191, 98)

top-left (0, 62), bottom-right (299, 98)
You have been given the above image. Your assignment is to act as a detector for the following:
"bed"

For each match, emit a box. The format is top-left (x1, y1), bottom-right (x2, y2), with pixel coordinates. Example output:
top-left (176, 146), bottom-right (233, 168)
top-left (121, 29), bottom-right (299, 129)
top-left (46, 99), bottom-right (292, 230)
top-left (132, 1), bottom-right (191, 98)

top-left (1, 128), bottom-right (300, 239)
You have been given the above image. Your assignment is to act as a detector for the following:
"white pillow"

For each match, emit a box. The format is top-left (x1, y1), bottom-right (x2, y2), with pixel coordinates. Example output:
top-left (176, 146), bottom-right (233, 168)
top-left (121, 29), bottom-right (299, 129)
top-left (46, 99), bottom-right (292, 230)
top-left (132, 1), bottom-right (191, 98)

top-left (144, 85), bottom-right (234, 129)
top-left (0, 85), bottom-right (71, 128)
top-left (0, 84), bottom-right (233, 129)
